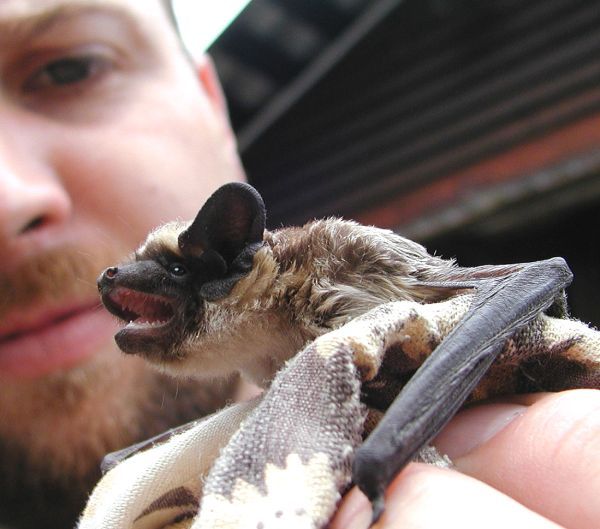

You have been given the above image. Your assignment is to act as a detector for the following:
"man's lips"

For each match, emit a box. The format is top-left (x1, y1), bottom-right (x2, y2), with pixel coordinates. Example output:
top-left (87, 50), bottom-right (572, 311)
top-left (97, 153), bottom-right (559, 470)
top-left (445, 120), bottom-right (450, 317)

top-left (0, 302), bottom-right (120, 379)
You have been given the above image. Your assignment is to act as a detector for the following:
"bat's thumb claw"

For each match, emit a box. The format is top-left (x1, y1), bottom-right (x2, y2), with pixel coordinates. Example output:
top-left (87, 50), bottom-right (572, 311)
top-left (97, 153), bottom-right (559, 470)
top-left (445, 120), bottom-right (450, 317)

top-left (353, 448), bottom-right (387, 524)
top-left (369, 495), bottom-right (385, 527)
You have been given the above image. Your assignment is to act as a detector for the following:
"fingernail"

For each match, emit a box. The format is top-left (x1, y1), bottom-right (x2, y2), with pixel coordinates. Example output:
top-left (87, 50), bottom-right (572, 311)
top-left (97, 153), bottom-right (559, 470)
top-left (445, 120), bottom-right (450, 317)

top-left (434, 403), bottom-right (526, 458)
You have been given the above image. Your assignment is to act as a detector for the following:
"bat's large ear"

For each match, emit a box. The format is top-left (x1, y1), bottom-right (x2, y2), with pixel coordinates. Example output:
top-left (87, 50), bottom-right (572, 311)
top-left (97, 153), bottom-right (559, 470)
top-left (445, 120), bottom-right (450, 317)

top-left (179, 182), bottom-right (266, 261)
top-left (178, 182), bottom-right (266, 300)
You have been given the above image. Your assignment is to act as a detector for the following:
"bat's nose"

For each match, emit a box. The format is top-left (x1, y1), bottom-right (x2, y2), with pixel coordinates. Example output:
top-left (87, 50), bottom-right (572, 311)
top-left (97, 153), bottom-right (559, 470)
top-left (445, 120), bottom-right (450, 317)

top-left (97, 266), bottom-right (119, 291)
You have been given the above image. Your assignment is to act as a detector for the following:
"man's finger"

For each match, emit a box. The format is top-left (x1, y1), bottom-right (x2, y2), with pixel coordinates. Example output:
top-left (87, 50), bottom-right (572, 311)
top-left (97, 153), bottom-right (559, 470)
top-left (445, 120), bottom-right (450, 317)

top-left (328, 464), bottom-right (563, 529)
top-left (436, 389), bottom-right (600, 529)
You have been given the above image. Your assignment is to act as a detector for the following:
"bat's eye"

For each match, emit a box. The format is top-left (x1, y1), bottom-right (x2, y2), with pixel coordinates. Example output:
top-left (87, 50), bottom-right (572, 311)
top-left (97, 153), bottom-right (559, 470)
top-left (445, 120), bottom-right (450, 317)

top-left (168, 262), bottom-right (188, 277)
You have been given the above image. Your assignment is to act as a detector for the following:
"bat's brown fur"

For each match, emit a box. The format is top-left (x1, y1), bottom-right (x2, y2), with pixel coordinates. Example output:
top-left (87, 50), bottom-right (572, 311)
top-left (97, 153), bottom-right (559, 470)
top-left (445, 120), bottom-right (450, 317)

top-left (99, 185), bottom-right (595, 397)
top-left (127, 217), bottom-right (491, 385)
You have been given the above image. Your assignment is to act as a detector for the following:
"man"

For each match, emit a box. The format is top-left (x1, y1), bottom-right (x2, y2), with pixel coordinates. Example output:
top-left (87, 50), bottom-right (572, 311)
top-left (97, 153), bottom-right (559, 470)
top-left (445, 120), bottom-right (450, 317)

top-left (0, 2), bottom-right (244, 527)
top-left (0, 1), bottom-right (597, 528)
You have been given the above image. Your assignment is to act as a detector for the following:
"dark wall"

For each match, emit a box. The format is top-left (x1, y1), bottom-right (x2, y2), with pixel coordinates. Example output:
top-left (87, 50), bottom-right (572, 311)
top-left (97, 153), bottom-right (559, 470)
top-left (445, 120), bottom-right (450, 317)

top-left (428, 198), bottom-right (600, 327)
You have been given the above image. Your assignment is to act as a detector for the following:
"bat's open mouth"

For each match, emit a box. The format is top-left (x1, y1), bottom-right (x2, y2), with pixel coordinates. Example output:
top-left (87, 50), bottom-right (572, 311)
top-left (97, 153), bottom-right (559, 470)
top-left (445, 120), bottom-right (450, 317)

top-left (104, 287), bottom-right (175, 330)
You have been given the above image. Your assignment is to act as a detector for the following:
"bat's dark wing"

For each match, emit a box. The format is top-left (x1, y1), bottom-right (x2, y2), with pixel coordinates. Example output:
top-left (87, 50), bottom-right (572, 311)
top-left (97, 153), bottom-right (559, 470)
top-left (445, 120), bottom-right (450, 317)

top-left (353, 257), bottom-right (573, 522)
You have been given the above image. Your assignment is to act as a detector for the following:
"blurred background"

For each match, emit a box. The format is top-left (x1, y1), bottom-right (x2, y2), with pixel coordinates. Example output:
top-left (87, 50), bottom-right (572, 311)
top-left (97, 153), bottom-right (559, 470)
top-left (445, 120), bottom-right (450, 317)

top-left (181, 0), bottom-right (600, 326)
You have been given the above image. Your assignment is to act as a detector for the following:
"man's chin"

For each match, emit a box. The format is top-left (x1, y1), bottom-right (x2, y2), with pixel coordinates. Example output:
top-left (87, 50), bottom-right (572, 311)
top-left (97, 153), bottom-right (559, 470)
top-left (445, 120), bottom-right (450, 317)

top-left (0, 341), bottom-right (238, 529)
top-left (0, 342), bottom-right (144, 443)
top-left (0, 352), bottom-right (146, 528)
top-left (0, 345), bottom-right (146, 529)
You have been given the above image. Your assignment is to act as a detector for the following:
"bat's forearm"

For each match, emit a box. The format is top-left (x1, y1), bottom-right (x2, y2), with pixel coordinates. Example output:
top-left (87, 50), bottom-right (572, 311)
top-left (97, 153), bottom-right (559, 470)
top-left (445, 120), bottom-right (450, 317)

top-left (353, 258), bottom-right (572, 522)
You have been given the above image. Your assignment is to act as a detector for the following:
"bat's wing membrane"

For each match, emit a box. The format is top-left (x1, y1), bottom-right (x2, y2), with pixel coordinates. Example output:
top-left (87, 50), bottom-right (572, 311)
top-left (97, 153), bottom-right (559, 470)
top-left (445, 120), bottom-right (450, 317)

top-left (353, 257), bottom-right (573, 522)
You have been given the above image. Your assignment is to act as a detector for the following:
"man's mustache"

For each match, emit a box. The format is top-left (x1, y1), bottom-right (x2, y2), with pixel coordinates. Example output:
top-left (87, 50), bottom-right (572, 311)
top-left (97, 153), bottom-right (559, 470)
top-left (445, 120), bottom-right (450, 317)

top-left (0, 246), bottom-right (130, 319)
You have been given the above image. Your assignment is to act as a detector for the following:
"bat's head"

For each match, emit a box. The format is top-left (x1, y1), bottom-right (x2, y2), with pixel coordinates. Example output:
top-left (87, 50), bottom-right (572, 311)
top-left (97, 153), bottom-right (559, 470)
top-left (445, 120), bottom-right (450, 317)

top-left (97, 182), bottom-right (267, 368)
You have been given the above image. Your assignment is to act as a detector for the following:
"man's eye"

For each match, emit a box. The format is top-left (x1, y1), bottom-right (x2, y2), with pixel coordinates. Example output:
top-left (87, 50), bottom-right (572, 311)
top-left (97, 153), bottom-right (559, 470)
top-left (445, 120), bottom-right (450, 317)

top-left (23, 56), bottom-right (109, 92)
top-left (45, 58), bottom-right (94, 85)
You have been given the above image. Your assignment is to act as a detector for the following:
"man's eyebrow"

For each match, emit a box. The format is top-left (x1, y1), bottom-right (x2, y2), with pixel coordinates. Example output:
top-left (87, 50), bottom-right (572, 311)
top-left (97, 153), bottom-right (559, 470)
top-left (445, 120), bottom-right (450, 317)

top-left (0, 3), bottom-right (143, 46)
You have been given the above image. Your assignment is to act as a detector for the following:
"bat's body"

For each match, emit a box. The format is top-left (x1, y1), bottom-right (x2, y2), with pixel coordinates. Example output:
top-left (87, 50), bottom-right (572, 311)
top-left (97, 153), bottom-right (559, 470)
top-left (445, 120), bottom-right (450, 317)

top-left (98, 186), bottom-right (521, 385)
top-left (97, 183), bottom-right (597, 524)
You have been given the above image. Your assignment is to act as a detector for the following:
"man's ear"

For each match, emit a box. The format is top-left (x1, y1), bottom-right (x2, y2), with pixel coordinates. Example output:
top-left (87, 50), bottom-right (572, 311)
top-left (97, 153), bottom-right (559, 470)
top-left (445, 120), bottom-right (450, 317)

top-left (196, 54), bottom-right (231, 124)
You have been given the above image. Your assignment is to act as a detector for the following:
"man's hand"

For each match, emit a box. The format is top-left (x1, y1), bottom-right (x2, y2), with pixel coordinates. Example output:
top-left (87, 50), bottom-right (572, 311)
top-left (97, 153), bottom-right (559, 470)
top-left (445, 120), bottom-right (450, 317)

top-left (329, 390), bottom-right (600, 529)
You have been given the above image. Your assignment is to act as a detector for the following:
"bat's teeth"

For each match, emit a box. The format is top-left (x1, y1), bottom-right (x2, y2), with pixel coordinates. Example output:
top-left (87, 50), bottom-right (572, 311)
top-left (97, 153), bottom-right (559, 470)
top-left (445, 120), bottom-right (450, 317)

top-left (128, 317), bottom-right (171, 329)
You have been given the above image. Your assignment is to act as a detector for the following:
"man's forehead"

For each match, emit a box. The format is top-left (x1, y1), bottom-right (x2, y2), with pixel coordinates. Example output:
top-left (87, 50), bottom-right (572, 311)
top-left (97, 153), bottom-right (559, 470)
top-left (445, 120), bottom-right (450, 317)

top-left (0, 0), bottom-right (174, 53)
top-left (0, 0), bottom-right (165, 23)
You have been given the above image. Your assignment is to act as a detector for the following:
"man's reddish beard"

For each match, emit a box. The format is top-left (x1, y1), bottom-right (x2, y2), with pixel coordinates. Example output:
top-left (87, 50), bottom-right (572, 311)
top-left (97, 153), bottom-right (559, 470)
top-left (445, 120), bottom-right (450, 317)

top-left (0, 246), bottom-right (235, 529)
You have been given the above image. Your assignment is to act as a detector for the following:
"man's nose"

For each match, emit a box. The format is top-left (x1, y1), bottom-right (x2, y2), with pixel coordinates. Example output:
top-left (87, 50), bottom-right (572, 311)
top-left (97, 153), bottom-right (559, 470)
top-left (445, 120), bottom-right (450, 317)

top-left (0, 111), bottom-right (72, 244)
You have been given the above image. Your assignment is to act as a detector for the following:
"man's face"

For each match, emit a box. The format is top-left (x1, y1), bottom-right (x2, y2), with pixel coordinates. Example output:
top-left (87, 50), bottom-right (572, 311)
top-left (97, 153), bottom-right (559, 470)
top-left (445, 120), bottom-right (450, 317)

top-left (0, 0), bottom-right (243, 526)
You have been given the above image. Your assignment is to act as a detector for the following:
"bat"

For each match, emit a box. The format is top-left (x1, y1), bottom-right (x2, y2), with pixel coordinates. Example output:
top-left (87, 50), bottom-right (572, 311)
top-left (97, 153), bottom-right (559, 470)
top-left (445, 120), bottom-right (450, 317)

top-left (97, 182), bottom-right (588, 523)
